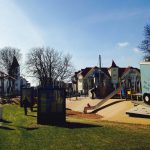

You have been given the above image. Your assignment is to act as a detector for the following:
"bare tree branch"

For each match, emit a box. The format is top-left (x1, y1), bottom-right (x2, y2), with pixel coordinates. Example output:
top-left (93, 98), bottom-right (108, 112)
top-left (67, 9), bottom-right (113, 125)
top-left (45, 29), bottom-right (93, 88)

top-left (0, 46), bottom-right (22, 73)
top-left (26, 47), bottom-right (75, 86)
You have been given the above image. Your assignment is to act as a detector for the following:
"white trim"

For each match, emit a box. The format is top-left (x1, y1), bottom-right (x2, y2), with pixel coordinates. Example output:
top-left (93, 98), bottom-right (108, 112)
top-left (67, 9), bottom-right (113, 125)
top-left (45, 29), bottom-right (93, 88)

top-left (140, 62), bottom-right (150, 65)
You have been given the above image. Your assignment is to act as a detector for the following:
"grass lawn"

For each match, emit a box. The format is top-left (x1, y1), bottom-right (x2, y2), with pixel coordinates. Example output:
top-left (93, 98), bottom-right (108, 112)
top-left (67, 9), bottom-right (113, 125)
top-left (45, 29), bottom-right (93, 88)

top-left (0, 104), bottom-right (150, 150)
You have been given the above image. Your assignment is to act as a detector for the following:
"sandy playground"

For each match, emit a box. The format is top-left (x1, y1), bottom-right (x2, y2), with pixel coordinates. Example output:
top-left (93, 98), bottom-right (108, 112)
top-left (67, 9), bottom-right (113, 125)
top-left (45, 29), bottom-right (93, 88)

top-left (66, 97), bottom-right (150, 125)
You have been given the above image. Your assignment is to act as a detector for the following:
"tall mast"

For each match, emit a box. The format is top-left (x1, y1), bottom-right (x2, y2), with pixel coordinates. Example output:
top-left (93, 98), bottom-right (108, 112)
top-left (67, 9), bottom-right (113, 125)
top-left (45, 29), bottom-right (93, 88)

top-left (99, 55), bottom-right (101, 85)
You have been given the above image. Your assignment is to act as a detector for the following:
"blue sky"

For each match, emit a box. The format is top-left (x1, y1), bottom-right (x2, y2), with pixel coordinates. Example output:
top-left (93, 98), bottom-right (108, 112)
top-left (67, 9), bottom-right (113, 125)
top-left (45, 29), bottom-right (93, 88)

top-left (0, 0), bottom-right (150, 72)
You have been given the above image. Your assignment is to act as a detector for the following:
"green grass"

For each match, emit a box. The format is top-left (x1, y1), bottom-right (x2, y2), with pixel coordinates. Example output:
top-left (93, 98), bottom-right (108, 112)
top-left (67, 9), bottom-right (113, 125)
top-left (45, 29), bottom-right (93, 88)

top-left (0, 104), bottom-right (150, 150)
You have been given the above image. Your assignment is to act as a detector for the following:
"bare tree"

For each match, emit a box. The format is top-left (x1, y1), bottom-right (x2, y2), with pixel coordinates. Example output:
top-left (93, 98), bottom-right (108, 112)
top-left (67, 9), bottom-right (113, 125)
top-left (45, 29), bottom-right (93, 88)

top-left (26, 47), bottom-right (74, 86)
top-left (0, 46), bottom-right (22, 73)
top-left (139, 24), bottom-right (150, 61)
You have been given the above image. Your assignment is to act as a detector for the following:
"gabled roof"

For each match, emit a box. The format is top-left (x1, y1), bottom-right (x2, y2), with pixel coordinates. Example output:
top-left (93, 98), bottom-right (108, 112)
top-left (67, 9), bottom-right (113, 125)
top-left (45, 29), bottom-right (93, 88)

top-left (81, 67), bottom-right (92, 77)
top-left (73, 61), bottom-right (140, 82)
top-left (74, 71), bottom-right (81, 78)
top-left (0, 70), bottom-right (15, 80)
top-left (8, 56), bottom-right (19, 77)
top-left (110, 60), bottom-right (119, 68)
top-left (92, 67), bottom-right (111, 79)
top-left (119, 66), bottom-right (140, 78)
top-left (11, 56), bottom-right (19, 68)
top-left (101, 67), bottom-right (111, 77)
top-left (119, 68), bottom-right (127, 77)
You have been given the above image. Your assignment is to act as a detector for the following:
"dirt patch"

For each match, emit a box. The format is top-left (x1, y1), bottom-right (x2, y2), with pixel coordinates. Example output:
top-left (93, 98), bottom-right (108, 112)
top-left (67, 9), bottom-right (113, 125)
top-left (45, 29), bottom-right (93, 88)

top-left (66, 109), bottom-right (103, 119)
top-left (0, 97), bottom-right (20, 105)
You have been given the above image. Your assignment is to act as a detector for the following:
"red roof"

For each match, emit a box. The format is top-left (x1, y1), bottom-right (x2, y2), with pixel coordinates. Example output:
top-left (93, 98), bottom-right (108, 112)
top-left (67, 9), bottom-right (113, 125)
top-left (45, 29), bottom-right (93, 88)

top-left (72, 65), bottom-right (140, 81)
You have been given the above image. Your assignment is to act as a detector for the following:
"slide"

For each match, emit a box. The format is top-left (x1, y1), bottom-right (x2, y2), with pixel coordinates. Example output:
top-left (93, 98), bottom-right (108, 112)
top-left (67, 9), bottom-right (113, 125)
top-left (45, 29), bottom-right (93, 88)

top-left (84, 85), bottom-right (123, 113)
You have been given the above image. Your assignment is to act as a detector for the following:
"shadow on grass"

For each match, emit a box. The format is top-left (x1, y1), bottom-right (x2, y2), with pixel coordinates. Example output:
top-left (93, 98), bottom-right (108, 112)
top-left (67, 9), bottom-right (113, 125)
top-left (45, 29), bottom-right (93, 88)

top-left (40, 121), bottom-right (102, 129)
top-left (7, 121), bottom-right (101, 130)
top-left (27, 114), bottom-right (37, 117)
top-left (90, 100), bottom-right (125, 114)
top-left (66, 122), bottom-right (102, 129)
top-left (0, 126), bottom-right (15, 130)
top-left (20, 127), bottom-right (39, 130)
top-left (0, 119), bottom-right (12, 123)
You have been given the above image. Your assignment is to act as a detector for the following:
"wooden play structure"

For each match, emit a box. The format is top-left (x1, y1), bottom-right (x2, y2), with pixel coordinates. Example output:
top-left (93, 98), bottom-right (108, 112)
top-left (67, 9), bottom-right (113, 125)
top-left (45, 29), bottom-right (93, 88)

top-left (84, 85), bottom-right (124, 113)
top-left (84, 67), bottom-right (141, 114)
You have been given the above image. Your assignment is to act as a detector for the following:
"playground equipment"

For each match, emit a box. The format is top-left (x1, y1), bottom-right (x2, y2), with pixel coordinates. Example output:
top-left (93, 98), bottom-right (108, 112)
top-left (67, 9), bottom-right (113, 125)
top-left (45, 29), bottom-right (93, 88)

top-left (126, 104), bottom-right (150, 118)
top-left (84, 67), bottom-right (137, 114)
top-left (84, 85), bottom-right (124, 113)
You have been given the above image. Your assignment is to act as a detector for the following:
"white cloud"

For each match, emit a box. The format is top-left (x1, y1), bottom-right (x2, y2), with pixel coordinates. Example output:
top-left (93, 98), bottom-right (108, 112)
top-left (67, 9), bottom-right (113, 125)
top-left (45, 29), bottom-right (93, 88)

top-left (133, 48), bottom-right (141, 53)
top-left (117, 42), bottom-right (129, 48)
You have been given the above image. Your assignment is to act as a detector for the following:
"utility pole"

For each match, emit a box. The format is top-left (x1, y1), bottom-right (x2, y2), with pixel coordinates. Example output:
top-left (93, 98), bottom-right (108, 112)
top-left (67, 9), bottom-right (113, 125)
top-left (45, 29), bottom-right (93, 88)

top-left (99, 55), bottom-right (101, 86)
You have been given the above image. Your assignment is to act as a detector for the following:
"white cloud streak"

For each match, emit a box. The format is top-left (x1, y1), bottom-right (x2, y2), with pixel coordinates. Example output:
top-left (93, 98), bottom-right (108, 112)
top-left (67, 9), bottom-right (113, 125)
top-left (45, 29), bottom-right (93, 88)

top-left (0, 0), bottom-right (45, 54)
top-left (117, 42), bottom-right (129, 48)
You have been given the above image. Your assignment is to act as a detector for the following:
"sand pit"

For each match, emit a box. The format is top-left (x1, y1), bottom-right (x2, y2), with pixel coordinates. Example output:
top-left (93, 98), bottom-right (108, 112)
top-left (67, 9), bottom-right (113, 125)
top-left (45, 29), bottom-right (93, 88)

top-left (66, 97), bottom-right (150, 125)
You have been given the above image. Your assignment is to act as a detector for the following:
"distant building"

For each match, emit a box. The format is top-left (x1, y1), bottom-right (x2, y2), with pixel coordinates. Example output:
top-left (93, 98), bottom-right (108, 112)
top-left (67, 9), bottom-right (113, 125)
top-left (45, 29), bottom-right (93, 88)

top-left (9, 56), bottom-right (20, 94)
top-left (20, 77), bottom-right (30, 88)
top-left (0, 71), bottom-right (14, 97)
top-left (0, 57), bottom-right (30, 96)
top-left (72, 60), bottom-right (141, 97)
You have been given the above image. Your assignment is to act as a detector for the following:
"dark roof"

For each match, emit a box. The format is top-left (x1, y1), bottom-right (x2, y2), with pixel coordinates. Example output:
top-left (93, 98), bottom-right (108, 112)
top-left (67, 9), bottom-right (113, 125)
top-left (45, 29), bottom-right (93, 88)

top-left (92, 67), bottom-right (111, 78)
top-left (119, 67), bottom-right (140, 77)
top-left (101, 67), bottom-right (111, 77)
top-left (8, 56), bottom-right (19, 77)
top-left (79, 67), bottom-right (111, 78)
top-left (11, 56), bottom-right (19, 68)
top-left (0, 70), bottom-right (15, 80)
top-left (73, 64), bottom-right (140, 81)
top-left (110, 60), bottom-right (118, 68)
top-left (81, 67), bottom-right (92, 77)
top-left (119, 68), bottom-right (127, 77)
top-left (74, 71), bottom-right (80, 78)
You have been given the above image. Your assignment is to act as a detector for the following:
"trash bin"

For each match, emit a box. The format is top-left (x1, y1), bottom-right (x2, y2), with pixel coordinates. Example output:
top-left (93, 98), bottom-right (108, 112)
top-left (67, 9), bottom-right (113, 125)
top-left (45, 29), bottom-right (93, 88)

top-left (0, 105), bottom-right (3, 120)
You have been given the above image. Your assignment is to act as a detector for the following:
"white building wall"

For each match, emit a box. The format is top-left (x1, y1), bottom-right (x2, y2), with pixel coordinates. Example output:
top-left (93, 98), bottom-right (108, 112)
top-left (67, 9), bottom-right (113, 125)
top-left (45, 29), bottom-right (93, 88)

top-left (111, 68), bottom-right (119, 84)
top-left (78, 75), bottom-right (83, 93)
